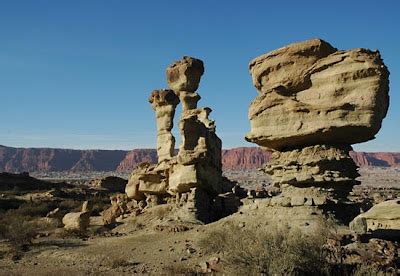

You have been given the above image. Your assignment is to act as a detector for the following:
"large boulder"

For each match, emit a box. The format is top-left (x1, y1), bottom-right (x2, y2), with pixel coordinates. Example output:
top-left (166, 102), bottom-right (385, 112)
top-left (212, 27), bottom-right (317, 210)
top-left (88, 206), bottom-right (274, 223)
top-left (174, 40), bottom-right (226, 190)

top-left (350, 199), bottom-right (400, 237)
top-left (245, 38), bottom-right (389, 151)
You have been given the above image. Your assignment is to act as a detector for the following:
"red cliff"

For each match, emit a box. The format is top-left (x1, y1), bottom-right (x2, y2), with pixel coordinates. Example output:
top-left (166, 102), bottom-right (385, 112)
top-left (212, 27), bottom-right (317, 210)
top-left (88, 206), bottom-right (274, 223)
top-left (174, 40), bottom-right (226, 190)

top-left (0, 145), bottom-right (399, 173)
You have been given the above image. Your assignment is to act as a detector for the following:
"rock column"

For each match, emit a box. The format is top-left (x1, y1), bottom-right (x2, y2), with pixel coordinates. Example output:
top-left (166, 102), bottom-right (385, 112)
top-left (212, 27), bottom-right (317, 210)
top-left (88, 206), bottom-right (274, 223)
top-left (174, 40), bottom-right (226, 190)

top-left (149, 89), bottom-right (179, 163)
top-left (166, 56), bottom-right (223, 196)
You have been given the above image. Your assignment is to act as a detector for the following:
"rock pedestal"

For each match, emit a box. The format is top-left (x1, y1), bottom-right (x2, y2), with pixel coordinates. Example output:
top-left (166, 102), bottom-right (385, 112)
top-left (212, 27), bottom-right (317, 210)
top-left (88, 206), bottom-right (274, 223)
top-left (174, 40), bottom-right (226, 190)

top-left (246, 39), bottom-right (390, 221)
top-left (125, 56), bottom-right (235, 223)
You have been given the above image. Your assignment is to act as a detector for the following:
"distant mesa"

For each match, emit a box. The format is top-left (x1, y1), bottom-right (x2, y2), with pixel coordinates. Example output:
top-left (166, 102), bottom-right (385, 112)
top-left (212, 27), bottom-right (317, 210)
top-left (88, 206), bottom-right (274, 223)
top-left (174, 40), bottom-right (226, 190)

top-left (0, 145), bottom-right (399, 173)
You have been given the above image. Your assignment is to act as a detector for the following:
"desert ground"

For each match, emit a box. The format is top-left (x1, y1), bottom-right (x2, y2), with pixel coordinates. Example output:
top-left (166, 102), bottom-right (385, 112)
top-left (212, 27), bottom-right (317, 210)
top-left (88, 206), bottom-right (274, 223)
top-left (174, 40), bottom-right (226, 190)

top-left (0, 167), bottom-right (399, 275)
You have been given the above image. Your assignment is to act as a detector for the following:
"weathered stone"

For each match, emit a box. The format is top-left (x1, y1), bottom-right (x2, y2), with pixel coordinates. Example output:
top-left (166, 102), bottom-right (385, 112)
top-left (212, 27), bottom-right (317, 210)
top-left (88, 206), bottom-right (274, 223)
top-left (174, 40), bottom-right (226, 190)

top-left (177, 91), bottom-right (200, 112)
top-left (102, 194), bottom-right (128, 225)
top-left (138, 173), bottom-right (168, 194)
top-left (350, 199), bottom-right (400, 236)
top-left (149, 89), bottom-right (180, 162)
top-left (125, 163), bottom-right (148, 201)
top-left (264, 145), bottom-right (359, 188)
top-left (246, 39), bottom-right (389, 150)
top-left (166, 56), bottom-right (204, 92)
top-left (62, 201), bottom-right (92, 230)
top-left (62, 212), bottom-right (90, 231)
top-left (168, 164), bottom-right (198, 194)
top-left (245, 39), bottom-right (390, 223)
top-left (125, 56), bottom-right (232, 223)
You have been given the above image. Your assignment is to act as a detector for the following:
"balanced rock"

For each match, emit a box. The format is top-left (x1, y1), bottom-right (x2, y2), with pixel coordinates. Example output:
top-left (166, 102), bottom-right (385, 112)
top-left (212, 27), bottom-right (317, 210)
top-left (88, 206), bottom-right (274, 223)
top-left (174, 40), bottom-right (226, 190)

top-left (246, 39), bottom-right (389, 150)
top-left (166, 56), bottom-right (204, 92)
top-left (245, 39), bottom-right (390, 220)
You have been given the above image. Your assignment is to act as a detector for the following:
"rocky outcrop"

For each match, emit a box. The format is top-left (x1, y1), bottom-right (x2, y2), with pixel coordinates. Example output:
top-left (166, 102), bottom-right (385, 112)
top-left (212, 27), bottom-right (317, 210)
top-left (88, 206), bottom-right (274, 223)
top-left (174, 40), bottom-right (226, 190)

top-left (245, 39), bottom-right (390, 220)
top-left (350, 199), bottom-right (400, 237)
top-left (246, 39), bottom-right (389, 150)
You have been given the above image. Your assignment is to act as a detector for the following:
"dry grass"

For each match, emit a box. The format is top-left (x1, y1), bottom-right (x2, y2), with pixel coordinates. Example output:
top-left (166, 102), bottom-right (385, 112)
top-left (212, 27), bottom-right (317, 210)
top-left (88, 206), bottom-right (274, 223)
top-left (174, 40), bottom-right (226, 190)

top-left (198, 222), bottom-right (333, 275)
top-left (0, 213), bottom-right (42, 248)
top-left (163, 263), bottom-right (201, 275)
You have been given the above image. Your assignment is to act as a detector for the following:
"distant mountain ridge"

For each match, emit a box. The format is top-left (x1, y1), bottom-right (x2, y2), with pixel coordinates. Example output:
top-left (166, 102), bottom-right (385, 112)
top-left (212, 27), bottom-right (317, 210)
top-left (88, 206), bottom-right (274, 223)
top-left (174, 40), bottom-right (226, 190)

top-left (0, 145), bottom-right (399, 173)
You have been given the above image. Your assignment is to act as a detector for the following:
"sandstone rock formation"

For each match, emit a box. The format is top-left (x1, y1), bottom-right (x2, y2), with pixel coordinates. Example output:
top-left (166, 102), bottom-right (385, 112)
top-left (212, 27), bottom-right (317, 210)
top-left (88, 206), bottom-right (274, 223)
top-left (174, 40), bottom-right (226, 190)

top-left (245, 39), bottom-right (390, 218)
top-left (125, 56), bottom-right (235, 223)
top-left (246, 39), bottom-right (389, 150)
top-left (350, 199), bottom-right (400, 237)
top-left (149, 89), bottom-right (179, 163)
top-left (102, 194), bottom-right (129, 225)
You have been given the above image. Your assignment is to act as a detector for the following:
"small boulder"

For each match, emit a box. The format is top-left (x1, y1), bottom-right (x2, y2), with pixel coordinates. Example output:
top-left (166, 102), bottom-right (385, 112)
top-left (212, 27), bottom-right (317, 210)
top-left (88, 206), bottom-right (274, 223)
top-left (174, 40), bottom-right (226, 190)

top-left (62, 212), bottom-right (91, 231)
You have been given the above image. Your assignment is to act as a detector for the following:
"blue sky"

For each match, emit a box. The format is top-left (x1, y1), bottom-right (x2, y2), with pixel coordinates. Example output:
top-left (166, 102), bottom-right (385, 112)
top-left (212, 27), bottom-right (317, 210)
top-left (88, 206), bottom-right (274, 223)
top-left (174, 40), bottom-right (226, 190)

top-left (0, 0), bottom-right (399, 151)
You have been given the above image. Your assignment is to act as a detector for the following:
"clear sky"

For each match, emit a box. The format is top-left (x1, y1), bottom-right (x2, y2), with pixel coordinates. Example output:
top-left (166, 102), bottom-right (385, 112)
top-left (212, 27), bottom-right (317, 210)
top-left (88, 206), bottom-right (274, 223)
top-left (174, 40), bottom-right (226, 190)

top-left (0, 0), bottom-right (399, 151)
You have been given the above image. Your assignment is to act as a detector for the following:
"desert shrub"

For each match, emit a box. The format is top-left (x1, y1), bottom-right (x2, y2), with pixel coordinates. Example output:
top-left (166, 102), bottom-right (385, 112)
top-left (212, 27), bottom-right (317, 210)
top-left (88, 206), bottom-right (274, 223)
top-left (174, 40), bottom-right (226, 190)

top-left (0, 213), bottom-right (42, 248)
top-left (198, 222), bottom-right (333, 275)
top-left (163, 264), bottom-right (200, 275)
top-left (352, 263), bottom-right (397, 276)
top-left (58, 228), bottom-right (89, 239)
top-left (58, 199), bottom-right (82, 212)
top-left (13, 201), bottom-right (53, 217)
top-left (105, 256), bottom-right (132, 269)
top-left (90, 195), bottom-right (110, 216)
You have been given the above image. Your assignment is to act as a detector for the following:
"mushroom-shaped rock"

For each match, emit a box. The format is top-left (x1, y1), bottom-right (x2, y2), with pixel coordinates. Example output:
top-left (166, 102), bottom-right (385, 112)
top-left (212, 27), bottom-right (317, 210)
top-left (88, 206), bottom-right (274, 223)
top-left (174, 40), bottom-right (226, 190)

top-left (166, 56), bottom-right (204, 92)
top-left (246, 38), bottom-right (390, 151)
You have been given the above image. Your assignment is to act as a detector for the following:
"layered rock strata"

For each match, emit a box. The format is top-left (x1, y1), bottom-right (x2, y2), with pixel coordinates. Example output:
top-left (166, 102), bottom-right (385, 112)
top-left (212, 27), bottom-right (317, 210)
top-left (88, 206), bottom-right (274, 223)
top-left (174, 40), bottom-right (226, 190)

top-left (125, 56), bottom-right (234, 223)
top-left (246, 39), bottom-right (390, 216)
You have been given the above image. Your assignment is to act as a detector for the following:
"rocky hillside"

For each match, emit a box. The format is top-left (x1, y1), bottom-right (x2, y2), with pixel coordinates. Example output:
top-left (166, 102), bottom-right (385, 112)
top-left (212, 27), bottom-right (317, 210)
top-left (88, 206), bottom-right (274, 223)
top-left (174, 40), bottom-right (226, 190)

top-left (0, 145), bottom-right (399, 172)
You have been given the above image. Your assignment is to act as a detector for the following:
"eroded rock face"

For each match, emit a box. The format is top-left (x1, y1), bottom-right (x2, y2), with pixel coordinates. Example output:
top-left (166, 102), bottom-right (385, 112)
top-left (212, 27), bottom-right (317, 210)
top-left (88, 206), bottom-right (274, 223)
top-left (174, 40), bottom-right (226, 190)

top-left (264, 145), bottom-right (359, 187)
top-left (246, 39), bottom-right (389, 150)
